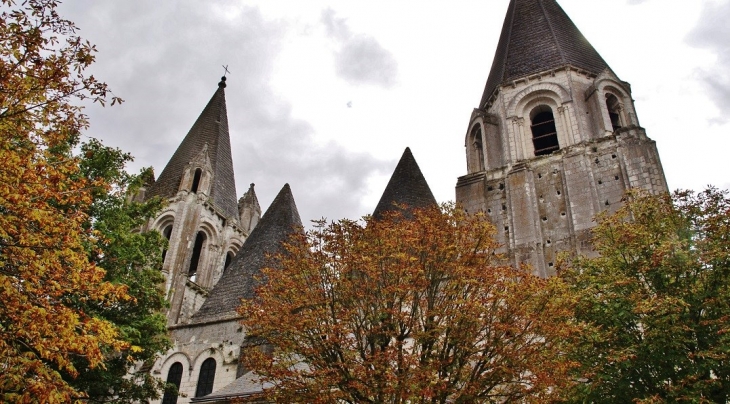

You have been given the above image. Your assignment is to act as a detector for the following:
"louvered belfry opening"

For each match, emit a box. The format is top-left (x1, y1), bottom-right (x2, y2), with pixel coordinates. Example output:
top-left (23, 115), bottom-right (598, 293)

top-left (161, 224), bottom-right (173, 264)
top-left (471, 124), bottom-right (485, 171)
top-left (606, 94), bottom-right (622, 131)
top-left (188, 231), bottom-right (206, 279)
top-left (530, 106), bottom-right (559, 156)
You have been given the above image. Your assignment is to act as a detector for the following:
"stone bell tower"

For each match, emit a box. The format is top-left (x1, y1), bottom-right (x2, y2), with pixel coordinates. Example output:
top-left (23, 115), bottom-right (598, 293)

top-left (455, 0), bottom-right (668, 276)
top-left (141, 77), bottom-right (260, 325)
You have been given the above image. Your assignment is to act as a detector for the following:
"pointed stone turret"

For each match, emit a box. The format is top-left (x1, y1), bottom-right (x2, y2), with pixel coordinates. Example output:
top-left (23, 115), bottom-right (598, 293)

top-left (480, 0), bottom-right (609, 108)
top-left (190, 184), bottom-right (302, 323)
top-left (146, 77), bottom-right (239, 220)
top-left (373, 147), bottom-right (437, 219)
top-left (238, 183), bottom-right (262, 235)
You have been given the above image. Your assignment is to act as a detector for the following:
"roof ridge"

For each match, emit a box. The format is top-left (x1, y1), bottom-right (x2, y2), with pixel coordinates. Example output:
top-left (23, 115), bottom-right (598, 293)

top-left (539, 0), bottom-right (567, 66)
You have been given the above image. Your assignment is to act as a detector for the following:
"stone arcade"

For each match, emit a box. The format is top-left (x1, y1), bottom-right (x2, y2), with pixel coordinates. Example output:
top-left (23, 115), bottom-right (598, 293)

top-left (141, 0), bottom-right (668, 402)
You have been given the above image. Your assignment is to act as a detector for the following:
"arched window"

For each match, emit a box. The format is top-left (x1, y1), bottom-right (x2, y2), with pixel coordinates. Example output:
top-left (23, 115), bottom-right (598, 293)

top-left (195, 358), bottom-right (216, 397)
top-left (191, 168), bottom-right (202, 193)
top-left (161, 362), bottom-right (183, 404)
top-left (224, 251), bottom-right (234, 272)
top-left (161, 224), bottom-right (173, 264)
top-left (471, 124), bottom-right (485, 172)
top-left (530, 106), bottom-right (559, 156)
top-left (188, 231), bottom-right (206, 279)
top-left (606, 94), bottom-right (622, 131)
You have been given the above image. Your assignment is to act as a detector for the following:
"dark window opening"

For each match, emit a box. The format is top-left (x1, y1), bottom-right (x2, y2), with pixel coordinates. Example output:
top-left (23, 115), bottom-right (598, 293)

top-left (161, 225), bottom-right (173, 264)
top-left (161, 362), bottom-right (183, 404)
top-left (191, 168), bottom-right (202, 193)
top-left (530, 107), bottom-right (559, 156)
top-left (606, 94), bottom-right (622, 131)
top-left (189, 231), bottom-right (206, 279)
top-left (471, 124), bottom-right (485, 171)
top-left (224, 252), bottom-right (234, 272)
top-left (195, 358), bottom-right (216, 397)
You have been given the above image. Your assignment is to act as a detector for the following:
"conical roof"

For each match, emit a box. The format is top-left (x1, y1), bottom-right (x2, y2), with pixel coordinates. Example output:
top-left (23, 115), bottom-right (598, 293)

top-left (480, 0), bottom-right (609, 108)
top-left (146, 77), bottom-right (239, 220)
top-left (190, 184), bottom-right (303, 323)
top-left (372, 147), bottom-right (437, 219)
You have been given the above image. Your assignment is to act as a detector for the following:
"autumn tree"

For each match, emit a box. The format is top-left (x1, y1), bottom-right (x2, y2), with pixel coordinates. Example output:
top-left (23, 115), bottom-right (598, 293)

top-left (239, 205), bottom-right (578, 403)
top-left (0, 1), bottom-right (168, 402)
top-left (559, 188), bottom-right (730, 403)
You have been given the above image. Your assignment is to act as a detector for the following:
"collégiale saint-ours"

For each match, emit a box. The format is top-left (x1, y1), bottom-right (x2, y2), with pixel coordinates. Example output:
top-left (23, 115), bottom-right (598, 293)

top-left (132, 0), bottom-right (667, 402)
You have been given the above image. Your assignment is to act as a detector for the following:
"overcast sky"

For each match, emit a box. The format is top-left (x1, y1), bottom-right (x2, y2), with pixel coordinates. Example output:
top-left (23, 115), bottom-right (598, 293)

top-left (59, 0), bottom-right (730, 225)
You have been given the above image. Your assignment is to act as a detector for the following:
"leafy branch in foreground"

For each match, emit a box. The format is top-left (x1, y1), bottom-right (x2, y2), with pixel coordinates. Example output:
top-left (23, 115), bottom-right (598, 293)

top-left (240, 205), bottom-right (578, 404)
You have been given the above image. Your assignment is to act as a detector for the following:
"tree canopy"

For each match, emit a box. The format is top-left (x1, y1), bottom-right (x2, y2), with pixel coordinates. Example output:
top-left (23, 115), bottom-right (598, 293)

top-left (560, 188), bottom-right (730, 403)
top-left (239, 205), bottom-right (578, 403)
top-left (0, 1), bottom-right (168, 402)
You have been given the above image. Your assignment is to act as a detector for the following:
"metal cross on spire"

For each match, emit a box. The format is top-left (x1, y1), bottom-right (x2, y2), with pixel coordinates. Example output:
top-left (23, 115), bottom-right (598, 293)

top-left (222, 65), bottom-right (231, 77)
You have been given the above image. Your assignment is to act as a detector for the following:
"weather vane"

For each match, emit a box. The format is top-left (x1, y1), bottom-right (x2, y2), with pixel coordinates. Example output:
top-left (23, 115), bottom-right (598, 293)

top-left (222, 65), bottom-right (231, 77)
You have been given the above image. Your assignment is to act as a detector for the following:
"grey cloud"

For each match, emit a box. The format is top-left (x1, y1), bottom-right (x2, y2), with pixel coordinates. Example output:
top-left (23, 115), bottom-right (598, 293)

top-left (321, 8), bottom-right (398, 88)
top-left (59, 1), bottom-right (391, 223)
top-left (686, 0), bottom-right (730, 123)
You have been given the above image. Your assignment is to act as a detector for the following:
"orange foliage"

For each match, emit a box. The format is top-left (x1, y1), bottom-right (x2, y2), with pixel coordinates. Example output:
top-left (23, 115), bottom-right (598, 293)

top-left (0, 0), bottom-right (129, 402)
top-left (239, 205), bottom-right (578, 403)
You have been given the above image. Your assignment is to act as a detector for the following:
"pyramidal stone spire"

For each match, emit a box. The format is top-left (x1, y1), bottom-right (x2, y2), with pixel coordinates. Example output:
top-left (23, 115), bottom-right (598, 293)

top-left (146, 76), bottom-right (239, 220)
top-left (190, 184), bottom-right (303, 323)
top-left (480, 0), bottom-right (609, 108)
top-left (373, 147), bottom-right (437, 219)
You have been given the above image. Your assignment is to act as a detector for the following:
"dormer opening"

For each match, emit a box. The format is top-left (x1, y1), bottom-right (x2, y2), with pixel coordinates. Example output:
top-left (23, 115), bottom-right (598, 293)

top-left (470, 124), bottom-right (485, 172)
top-left (191, 168), bottom-right (203, 193)
top-left (530, 105), bottom-right (559, 156)
top-left (188, 231), bottom-right (207, 280)
top-left (606, 94), bottom-right (622, 131)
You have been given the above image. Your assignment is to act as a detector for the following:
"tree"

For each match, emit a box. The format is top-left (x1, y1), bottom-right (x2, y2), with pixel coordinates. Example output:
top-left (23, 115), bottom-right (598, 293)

top-left (239, 205), bottom-right (578, 403)
top-left (0, 1), bottom-right (168, 402)
top-left (559, 188), bottom-right (730, 403)
top-left (67, 140), bottom-right (170, 403)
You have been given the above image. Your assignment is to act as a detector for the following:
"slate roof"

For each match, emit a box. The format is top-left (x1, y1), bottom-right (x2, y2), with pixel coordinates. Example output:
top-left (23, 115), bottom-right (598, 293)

top-left (190, 184), bottom-right (303, 324)
top-left (372, 147), bottom-right (437, 219)
top-left (146, 77), bottom-right (239, 220)
top-left (480, 0), bottom-right (609, 108)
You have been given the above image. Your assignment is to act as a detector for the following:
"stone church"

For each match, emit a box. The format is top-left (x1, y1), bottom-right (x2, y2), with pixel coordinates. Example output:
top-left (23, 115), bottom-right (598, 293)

top-left (141, 0), bottom-right (668, 402)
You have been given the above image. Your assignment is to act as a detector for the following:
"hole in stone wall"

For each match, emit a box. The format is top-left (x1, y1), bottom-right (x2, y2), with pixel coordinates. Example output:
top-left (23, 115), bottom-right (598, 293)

top-left (612, 154), bottom-right (617, 159)
top-left (561, 212), bottom-right (566, 217)
top-left (538, 173), bottom-right (542, 179)
top-left (615, 175), bottom-right (620, 180)
top-left (487, 209), bottom-right (492, 213)
top-left (548, 262), bottom-right (554, 267)
top-left (542, 216), bottom-right (548, 222)
top-left (499, 183), bottom-right (504, 190)
top-left (502, 204), bottom-right (507, 211)
top-left (546, 239), bottom-right (552, 245)
top-left (605, 200), bottom-right (610, 206)
top-left (504, 226), bottom-right (509, 232)
top-left (592, 147), bottom-right (597, 152)
top-left (595, 158), bottom-right (600, 164)
top-left (557, 190), bottom-right (561, 196)
top-left (487, 185), bottom-right (494, 191)
top-left (598, 179), bottom-right (603, 185)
